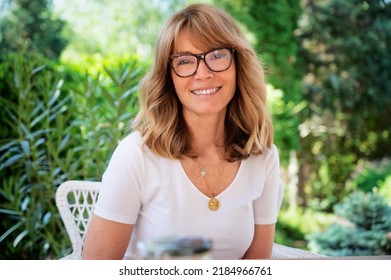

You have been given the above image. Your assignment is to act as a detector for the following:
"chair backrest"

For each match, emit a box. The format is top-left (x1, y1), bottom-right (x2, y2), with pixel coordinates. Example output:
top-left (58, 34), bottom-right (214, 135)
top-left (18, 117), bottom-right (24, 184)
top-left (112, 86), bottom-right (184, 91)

top-left (55, 180), bottom-right (101, 259)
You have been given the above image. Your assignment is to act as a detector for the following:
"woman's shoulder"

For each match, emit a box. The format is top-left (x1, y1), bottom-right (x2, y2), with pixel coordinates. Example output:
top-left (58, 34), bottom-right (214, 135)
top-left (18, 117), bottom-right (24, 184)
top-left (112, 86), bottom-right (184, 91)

top-left (266, 144), bottom-right (279, 159)
top-left (110, 131), bottom-right (144, 159)
top-left (118, 130), bottom-right (141, 145)
top-left (115, 130), bottom-right (163, 162)
top-left (254, 144), bottom-right (279, 159)
top-left (245, 144), bottom-right (280, 166)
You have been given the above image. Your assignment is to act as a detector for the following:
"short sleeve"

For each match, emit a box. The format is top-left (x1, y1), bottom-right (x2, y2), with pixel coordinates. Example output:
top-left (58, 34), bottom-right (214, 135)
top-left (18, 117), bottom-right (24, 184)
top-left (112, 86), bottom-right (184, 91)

top-left (94, 133), bottom-right (143, 224)
top-left (253, 145), bottom-right (283, 224)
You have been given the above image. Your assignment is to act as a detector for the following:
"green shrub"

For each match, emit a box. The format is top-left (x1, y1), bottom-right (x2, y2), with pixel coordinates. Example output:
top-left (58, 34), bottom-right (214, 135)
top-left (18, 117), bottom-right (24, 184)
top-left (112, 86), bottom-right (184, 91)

top-left (347, 158), bottom-right (391, 194)
top-left (0, 51), bottom-right (77, 259)
top-left (378, 176), bottom-right (391, 202)
top-left (307, 191), bottom-right (391, 256)
top-left (276, 207), bottom-right (335, 249)
top-left (0, 51), bottom-right (144, 259)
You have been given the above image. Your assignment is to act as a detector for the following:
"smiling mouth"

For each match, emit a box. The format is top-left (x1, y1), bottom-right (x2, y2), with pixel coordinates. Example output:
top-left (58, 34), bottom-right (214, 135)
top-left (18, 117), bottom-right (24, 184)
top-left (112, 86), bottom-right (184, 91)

top-left (191, 86), bottom-right (221, 95)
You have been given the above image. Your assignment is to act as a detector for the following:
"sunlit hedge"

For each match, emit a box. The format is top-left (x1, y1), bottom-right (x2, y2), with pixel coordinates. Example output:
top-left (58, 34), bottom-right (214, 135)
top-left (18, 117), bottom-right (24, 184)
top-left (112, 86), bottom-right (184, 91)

top-left (0, 51), bottom-right (145, 259)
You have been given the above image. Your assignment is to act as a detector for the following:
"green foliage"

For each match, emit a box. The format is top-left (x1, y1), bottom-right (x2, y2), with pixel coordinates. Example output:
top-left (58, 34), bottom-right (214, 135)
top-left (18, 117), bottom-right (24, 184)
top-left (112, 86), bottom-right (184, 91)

top-left (266, 84), bottom-right (306, 165)
top-left (334, 191), bottom-right (391, 231)
top-left (0, 51), bottom-right (76, 259)
top-left (66, 56), bottom-right (145, 179)
top-left (276, 207), bottom-right (335, 249)
top-left (297, 0), bottom-right (391, 208)
top-left (378, 176), bottom-right (391, 202)
top-left (308, 191), bottom-right (391, 256)
top-left (0, 51), bottom-right (144, 259)
top-left (347, 158), bottom-right (391, 194)
top-left (300, 0), bottom-right (391, 158)
top-left (216, 0), bottom-right (305, 164)
top-left (0, 0), bottom-right (68, 60)
top-left (55, 0), bottom-right (187, 61)
top-left (216, 0), bottom-right (303, 97)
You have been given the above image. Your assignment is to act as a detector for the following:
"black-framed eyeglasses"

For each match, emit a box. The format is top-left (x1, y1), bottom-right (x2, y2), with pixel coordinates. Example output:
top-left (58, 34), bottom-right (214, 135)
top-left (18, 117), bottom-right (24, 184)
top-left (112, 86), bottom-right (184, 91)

top-left (169, 47), bottom-right (235, 78)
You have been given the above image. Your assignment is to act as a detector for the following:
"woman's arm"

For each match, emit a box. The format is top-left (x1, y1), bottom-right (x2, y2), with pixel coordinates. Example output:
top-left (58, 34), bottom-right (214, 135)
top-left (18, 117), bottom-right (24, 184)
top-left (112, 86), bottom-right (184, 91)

top-left (82, 214), bottom-right (134, 259)
top-left (242, 224), bottom-right (275, 259)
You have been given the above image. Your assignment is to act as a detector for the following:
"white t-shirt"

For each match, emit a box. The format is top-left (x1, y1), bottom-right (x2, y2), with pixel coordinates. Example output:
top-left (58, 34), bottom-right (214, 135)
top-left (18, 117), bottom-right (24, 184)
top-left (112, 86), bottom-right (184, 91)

top-left (94, 131), bottom-right (283, 259)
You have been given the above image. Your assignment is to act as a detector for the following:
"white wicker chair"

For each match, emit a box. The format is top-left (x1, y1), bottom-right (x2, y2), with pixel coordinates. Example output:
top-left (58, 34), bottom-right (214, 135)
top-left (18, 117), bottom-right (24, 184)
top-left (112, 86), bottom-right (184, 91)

top-left (55, 180), bottom-right (325, 259)
top-left (56, 180), bottom-right (101, 260)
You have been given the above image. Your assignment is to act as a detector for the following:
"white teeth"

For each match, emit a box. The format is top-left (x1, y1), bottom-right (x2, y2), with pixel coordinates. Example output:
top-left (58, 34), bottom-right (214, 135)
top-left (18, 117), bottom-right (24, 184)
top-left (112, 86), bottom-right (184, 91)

top-left (192, 87), bottom-right (220, 95)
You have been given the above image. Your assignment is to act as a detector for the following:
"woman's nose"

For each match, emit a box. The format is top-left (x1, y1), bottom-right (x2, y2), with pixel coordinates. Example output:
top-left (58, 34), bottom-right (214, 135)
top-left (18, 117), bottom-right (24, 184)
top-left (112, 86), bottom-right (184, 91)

top-left (194, 59), bottom-right (213, 80)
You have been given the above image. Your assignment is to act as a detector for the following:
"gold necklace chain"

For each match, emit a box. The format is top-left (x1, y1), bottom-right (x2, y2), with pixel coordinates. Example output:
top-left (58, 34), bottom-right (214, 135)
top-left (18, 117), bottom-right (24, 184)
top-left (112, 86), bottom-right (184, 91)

top-left (193, 158), bottom-right (224, 211)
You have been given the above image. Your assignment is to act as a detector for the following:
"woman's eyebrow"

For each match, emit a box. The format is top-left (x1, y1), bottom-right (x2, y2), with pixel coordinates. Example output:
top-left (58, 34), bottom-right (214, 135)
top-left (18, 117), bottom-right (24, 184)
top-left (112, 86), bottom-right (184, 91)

top-left (172, 51), bottom-right (194, 56)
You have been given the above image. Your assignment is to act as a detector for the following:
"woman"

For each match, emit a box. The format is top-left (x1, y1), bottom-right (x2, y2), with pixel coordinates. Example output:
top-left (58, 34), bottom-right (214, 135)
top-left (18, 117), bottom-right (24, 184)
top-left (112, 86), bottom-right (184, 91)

top-left (83, 3), bottom-right (283, 260)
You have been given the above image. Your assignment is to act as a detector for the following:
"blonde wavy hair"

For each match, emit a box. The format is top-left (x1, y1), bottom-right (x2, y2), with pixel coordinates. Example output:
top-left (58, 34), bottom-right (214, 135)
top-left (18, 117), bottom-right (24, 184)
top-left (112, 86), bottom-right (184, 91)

top-left (132, 3), bottom-right (273, 162)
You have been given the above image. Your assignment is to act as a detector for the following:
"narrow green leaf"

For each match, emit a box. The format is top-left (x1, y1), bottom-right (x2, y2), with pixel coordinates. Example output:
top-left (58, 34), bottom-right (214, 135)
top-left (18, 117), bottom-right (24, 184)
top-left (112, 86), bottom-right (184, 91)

top-left (30, 109), bottom-right (48, 129)
top-left (130, 67), bottom-right (142, 79)
top-left (13, 72), bottom-right (20, 88)
top-left (4, 107), bottom-right (18, 123)
top-left (121, 85), bottom-right (137, 100)
top-left (31, 102), bottom-right (44, 120)
top-left (0, 209), bottom-right (21, 216)
top-left (13, 230), bottom-right (29, 247)
top-left (21, 197), bottom-right (30, 212)
top-left (0, 221), bottom-right (24, 243)
top-left (33, 138), bottom-right (46, 149)
top-left (48, 85), bottom-right (62, 107)
top-left (42, 212), bottom-right (52, 225)
top-left (0, 154), bottom-right (23, 169)
top-left (30, 129), bottom-right (51, 138)
top-left (0, 140), bottom-right (19, 153)
top-left (59, 133), bottom-right (70, 151)
top-left (20, 123), bottom-right (31, 139)
top-left (104, 66), bottom-right (120, 84)
top-left (20, 140), bottom-right (30, 157)
top-left (119, 68), bottom-right (130, 84)
top-left (101, 87), bottom-right (116, 107)
top-left (50, 94), bottom-right (70, 112)
top-left (31, 64), bottom-right (47, 75)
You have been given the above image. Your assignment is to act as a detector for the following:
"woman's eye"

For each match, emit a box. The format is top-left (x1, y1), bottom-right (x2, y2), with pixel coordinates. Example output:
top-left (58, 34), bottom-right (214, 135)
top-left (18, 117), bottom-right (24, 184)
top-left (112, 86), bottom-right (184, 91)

top-left (210, 50), bottom-right (228, 60)
top-left (215, 53), bottom-right (226, 59)
top-left (178, 59), bottom-right (190, 65)
top-left (175, 57), bottom-right (194, 66)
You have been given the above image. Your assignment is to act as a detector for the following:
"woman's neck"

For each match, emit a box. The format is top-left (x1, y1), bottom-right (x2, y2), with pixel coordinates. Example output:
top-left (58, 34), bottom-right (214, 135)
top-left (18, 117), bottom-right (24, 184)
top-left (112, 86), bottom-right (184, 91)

top-left (184, 112), bottom-right (226, 160)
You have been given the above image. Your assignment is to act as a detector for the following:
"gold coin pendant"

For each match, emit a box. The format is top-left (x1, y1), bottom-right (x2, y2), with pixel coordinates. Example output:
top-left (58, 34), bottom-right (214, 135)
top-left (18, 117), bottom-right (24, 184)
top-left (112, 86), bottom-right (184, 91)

top-left (208, 197), bottom-right (220, 211)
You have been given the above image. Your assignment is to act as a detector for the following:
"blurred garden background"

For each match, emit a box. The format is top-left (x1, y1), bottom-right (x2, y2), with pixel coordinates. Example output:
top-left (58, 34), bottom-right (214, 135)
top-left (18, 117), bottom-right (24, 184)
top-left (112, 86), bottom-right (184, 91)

top-left (0, 0), bottom-right (390, 259)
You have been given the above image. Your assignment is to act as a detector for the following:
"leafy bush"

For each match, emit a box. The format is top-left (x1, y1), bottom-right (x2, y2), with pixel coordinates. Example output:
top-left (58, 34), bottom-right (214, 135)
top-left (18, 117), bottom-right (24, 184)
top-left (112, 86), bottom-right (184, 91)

top-left (347, 158), bottom-right (391, 195)
top-left (0, 0), bottom-right (68, 60)
top-left (379, 176), bottom-right (391, 202)
top-left (0, 51), bottom-right (144, 259)
top-left (307, 191), bottom-right (391, 256)
top-left (276, 207), bottom-right (335, 249)
top-left (0, 52), bottom-right (78, 259)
